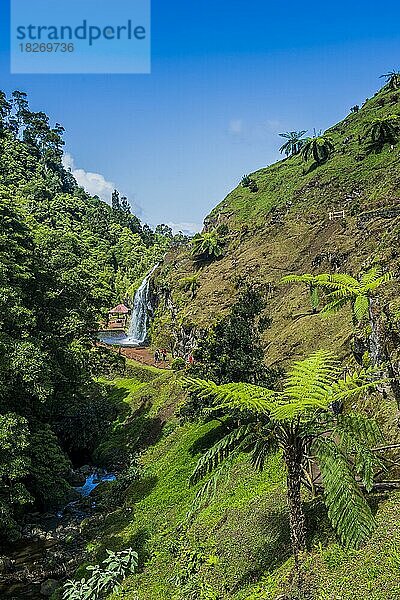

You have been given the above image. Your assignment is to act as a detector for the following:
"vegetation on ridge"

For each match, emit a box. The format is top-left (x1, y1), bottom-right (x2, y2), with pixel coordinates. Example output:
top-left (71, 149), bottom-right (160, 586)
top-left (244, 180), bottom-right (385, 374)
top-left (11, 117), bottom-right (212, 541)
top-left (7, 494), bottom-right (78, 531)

top-left (3, 75), bottom-right (400, 600)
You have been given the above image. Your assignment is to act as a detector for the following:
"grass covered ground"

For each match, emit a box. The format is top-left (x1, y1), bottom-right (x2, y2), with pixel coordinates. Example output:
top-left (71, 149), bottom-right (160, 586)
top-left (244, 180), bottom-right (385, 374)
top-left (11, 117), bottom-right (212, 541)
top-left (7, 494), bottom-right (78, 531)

top-left (209, 84), bottom-right (400, 228)
top-left (152, 83), bottom-right (400, 369)
top-left (77, 82), bottom-right (400, 600)
top-left (81, 361), bottom-right (400, 600)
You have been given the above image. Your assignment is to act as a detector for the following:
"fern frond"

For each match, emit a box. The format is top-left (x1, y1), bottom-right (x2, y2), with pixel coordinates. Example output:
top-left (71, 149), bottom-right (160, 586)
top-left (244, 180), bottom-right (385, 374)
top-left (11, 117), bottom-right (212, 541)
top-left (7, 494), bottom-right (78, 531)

top-left (334, 413), bottom-right (383, 491)
top-left (270, 351), bottom-right (340, 421)
top-left (190, 452), bottom-right (239, 514)
top-left (313, 438), bottom-right (376, 548)
top-left (190, 425), bottom-right (250, 485)
top-left (313, 273), bottom-right (359, 291)
top-left (248, 429), bottom-right (276, 471)
top-left (279, 274), bottom-right (316, 285)
top-left (354, 450), bottom-right (383, 492)
top-left (366, 273), bottom-right (394, 292)
top-left (353, 295), bottom-right (370, 321)
top-left (360, 266), bottom-right (382, 285)
top-left (328, 366), bottom-right (388, 404)
top-left (335, 413), bottom-right (382, 447)
top-left (319, 297), bottom-right (349, 317)
top-left (183, 378), bottom-right (277, 413)
top-left (284, 351), bottom-right (339, 402)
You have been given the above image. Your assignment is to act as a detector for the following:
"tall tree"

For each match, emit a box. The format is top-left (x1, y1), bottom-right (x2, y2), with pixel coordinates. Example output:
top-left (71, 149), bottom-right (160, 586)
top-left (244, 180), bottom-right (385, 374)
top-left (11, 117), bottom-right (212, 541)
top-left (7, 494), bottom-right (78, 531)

top-left (185, 351), bottom-right (384, 572)
top-left (380, 71), bottom-right (400, 91)
top-left (279, 130), bottom-right (307, 157)
top-left (301, 135), bottom-right (334, 165)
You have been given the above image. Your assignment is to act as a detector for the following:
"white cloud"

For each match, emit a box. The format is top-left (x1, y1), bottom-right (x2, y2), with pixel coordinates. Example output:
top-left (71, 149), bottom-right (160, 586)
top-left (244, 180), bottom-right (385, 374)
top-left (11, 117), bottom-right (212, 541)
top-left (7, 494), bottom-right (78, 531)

top-left (62, 153), bottom-right (115, 202)
top-left (166, 221), bottom-right (202, 236)
top-left (265, 119), bottom-right (281, 132)
top-left (228, 119), bottom-right (244, 135)
top-left (228, 118), bottom-right (282, 141)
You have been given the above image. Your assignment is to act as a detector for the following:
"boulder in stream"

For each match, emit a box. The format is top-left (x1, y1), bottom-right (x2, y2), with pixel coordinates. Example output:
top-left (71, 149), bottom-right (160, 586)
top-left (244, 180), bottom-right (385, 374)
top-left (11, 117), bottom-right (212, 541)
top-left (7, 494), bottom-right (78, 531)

top-left (40, 578), bottom-right (60, 597)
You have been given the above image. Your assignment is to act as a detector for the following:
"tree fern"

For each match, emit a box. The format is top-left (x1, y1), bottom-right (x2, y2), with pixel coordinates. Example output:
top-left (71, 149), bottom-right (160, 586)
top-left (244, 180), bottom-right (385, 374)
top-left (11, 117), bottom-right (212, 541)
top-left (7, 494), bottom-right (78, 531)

top-left (281, 267), bottom-right (393, 323)
top-left (313, 438), bottom-right (376, 548)
top-left (183, 352), bottom-right (385, 564)
top-left (190, 425), bottom-right (250, 484)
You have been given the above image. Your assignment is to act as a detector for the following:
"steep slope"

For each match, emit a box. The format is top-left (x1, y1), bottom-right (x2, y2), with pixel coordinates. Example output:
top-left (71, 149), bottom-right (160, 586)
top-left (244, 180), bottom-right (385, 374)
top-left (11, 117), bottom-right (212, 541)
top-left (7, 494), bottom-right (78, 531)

top-left (152, 82), bottom-right (400, 367)
top-left (81, 361), bottom-right (400, 600)
top-left (63, 81), bottom-right (400, 600)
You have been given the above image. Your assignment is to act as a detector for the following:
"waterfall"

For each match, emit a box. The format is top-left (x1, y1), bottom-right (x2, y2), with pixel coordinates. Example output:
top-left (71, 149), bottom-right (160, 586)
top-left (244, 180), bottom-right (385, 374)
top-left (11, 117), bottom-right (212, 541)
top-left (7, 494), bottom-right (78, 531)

top-left (124, 263), bottom-right (158, 345)
top-left (98, 264), bottom-right (158, 347)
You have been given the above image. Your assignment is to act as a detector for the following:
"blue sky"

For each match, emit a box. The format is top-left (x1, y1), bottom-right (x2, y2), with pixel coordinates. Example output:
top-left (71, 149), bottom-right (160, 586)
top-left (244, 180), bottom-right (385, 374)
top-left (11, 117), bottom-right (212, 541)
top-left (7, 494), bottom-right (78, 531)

top-left (1, 0), bottom-right (400, 232)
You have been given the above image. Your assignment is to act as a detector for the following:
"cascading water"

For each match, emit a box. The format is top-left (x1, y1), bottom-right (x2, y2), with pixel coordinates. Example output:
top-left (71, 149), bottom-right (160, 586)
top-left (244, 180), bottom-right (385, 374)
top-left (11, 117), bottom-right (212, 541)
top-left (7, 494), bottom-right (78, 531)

top-left (99, 264), bottom-right (158, 347)
top-left (123, 263), bottom-right (158, 345)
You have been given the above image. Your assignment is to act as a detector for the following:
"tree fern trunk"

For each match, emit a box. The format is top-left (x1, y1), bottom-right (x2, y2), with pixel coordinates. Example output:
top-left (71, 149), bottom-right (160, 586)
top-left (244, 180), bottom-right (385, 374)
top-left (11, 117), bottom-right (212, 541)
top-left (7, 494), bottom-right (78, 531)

top-left (369, 298), bottom-right (400, 407)
top-left (284, 444), bottom-right (306, 568)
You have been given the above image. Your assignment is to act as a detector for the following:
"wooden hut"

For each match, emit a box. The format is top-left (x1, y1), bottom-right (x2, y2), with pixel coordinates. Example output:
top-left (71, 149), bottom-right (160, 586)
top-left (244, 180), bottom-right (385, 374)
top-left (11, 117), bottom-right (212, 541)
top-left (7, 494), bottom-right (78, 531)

top-left (107, 304), bottom-right (130, 329)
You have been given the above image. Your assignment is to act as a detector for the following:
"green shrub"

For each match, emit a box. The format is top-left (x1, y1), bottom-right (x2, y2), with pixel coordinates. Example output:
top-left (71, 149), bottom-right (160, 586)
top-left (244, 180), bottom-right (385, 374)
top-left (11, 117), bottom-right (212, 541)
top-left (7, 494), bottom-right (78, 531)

top-left (62, 548), bottom-right (138, 599)
top-left (172, 357), bottom-right (186, 371)
top-left (191, 231), bottom-right (225, 261)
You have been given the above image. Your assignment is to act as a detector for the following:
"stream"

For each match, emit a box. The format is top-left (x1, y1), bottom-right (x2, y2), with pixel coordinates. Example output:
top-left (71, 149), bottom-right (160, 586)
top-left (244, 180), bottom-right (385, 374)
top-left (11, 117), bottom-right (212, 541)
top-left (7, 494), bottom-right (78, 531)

top-left (0, 469), bottom-right (115, 599)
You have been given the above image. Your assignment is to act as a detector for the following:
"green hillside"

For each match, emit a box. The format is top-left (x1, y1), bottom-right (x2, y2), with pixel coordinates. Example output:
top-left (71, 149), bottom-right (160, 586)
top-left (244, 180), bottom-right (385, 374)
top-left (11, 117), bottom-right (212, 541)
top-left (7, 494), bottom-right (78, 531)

top-left (151, 82), bottom-right (400, 368)
top-left (77, 361), bottom-right (400, 600)
top-left (209, 85), bottom-right (400, 227)
top-left (70, 79), bottom-right (400, 600)
top-left (3, 80), bottom-right (400, 600)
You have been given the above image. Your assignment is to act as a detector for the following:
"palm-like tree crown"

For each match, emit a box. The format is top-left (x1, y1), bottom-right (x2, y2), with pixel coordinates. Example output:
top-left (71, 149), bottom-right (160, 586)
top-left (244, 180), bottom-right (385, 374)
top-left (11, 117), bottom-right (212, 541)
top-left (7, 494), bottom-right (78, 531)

top-left (301, 136), bottom-right (334, 165)
top-left (366, 115), bottom-right (399, 146)
top-left (380, 71), bottom-right (400, 91)
top-left (281, 267), bottom-right (393, 322)
top-left (191, 231), bottom-right (225, 260)
top-left (184, 351), bottom-right (383, 550)
top-left (279, 130), bottom-right (308, 157)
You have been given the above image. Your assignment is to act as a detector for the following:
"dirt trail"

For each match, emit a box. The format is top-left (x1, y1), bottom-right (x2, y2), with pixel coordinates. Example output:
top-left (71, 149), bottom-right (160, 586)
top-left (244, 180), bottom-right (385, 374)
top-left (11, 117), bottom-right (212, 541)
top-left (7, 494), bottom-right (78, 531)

top-left (114, 346), bottom-right (170, 369)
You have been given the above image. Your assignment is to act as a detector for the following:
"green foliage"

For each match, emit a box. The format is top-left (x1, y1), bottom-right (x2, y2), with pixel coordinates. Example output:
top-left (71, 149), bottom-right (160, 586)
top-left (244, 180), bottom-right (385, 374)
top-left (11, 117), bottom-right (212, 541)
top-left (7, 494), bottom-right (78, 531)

top-left (62, 548), bottom-right (138, 599)
top-left (184, 351), bottom-right (383, 551)
top-left (380, 71), bottom-right (400, 91)
top-left (0, 90), bottom-right (181, 538)
top-left (190, 282), bottom-right (275, 386)
top-left (365, 114), bottom-right (399, 151)
top-left (279, 130), bottom-right (308, 157)
top-left (301, 135), bottom-right (335, 165)
top-left (313, 438), bottom-right (376, 548)
top-left (179, 274), bottom-right (200, 298)
top-left (248, 180), bottom-right (259, 192)
top-left (27, 424), bottom-right (71, 507)
top-left (191, 231), bottom-right (225, 261)
top-left (172, 357), bottom-right (186, 371)
top-left (0, 413), bottom-right (32, 539)
top-left (281, 267), bottom-right (393, 323)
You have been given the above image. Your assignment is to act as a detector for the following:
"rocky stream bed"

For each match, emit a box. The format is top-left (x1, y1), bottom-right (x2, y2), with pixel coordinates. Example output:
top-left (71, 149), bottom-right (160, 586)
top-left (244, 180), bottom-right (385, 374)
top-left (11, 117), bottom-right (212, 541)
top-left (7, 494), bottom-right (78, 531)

top-left (0, 468), bottom-right (115, 599)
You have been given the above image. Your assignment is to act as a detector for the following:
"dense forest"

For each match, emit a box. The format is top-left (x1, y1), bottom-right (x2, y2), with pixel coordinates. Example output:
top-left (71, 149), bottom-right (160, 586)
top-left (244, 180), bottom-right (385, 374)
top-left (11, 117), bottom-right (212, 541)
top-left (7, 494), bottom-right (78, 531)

top-left (3, 77), bottom-right (400, 600)
top-left (0, 90), bottom-right (183, 542)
